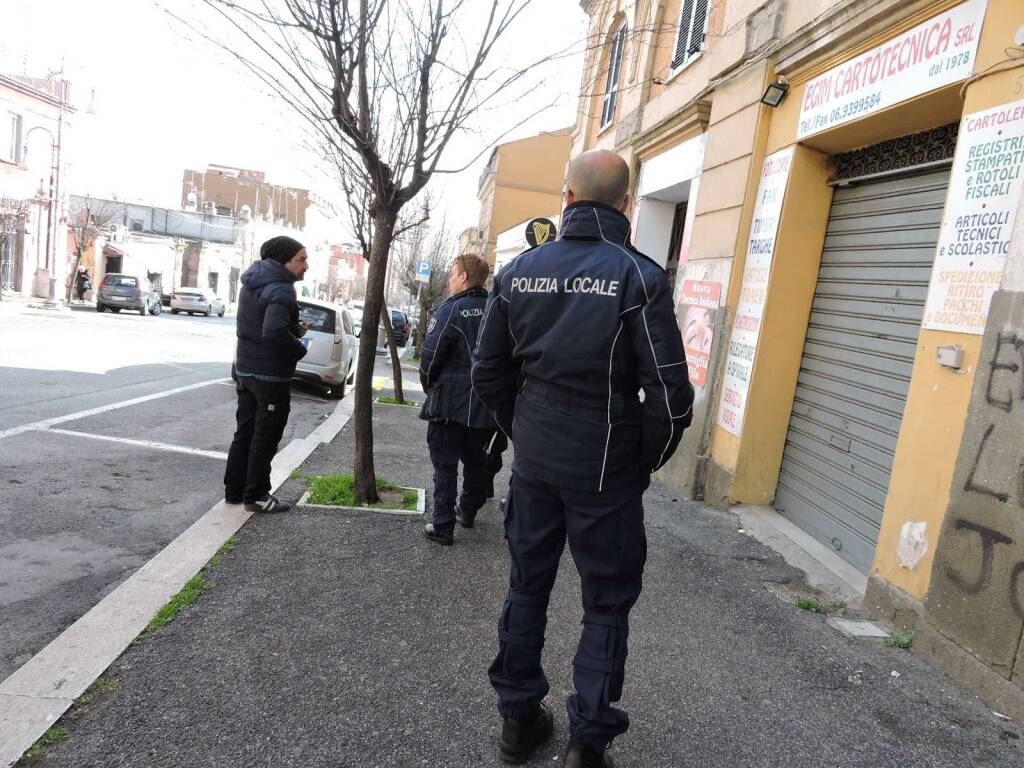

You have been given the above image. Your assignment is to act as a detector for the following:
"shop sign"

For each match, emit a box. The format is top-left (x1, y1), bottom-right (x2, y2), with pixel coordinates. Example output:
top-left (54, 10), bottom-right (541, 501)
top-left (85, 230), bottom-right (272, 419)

top-left (923, 99), bottom-right (1024, 334)
top-left (679, 278), bottom-right (721, 388)
top-left (797, 0), bottom-right (987, 139)
top-left (717, 147), bottom-right (794, 436)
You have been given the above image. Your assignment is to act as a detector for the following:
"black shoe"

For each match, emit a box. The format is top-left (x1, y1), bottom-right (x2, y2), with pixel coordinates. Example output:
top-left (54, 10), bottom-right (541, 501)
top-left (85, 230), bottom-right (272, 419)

top-left (455, 506), bottom-right (475, 529)
top-left (563, 736), bottom-right (614, 768)
top-left (225, 494), bottom-right (243, 505)
top-left (499, 702), bottom-right (553, 764)
top-left (423, 523), bottom-right (454, 545)
top-left (244, 494), bottom-right (291, 513)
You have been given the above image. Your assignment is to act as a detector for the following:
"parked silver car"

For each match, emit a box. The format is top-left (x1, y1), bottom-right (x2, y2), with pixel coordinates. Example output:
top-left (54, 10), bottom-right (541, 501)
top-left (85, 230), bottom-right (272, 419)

top-left (294, 299), bottom-right (358, 399)
top-left (170, 288), bottom-right (226, 317)
top-left (95, 273), bottom-right (161, 316)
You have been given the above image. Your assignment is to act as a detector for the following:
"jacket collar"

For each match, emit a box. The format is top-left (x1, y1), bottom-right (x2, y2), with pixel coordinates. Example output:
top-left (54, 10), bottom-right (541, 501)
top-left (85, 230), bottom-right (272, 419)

top-left (443, 286), bottom-right (488, 305)
top-left (559, 201), bottom-right (631, 245)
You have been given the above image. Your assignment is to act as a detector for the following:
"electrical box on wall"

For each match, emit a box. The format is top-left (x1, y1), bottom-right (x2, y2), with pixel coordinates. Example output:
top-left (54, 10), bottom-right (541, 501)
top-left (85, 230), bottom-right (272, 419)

top-left (936, 345), bottom-right (964, 369)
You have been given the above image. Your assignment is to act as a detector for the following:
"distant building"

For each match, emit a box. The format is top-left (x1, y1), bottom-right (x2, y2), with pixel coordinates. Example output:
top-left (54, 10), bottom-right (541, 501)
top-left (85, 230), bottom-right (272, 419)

top-left (474, 128), bottom-right (571, 267)
top-left (0, 73), bottom-right (72, 297)
top-left (182, 164), bottom-right (310, 229)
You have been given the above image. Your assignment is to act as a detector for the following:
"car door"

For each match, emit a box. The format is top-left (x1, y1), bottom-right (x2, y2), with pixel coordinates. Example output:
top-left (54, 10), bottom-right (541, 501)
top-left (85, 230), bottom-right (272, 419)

top-left (341, 309), bottom-right (357, 373)
top-left (297, 303), bottom-right (338, 366)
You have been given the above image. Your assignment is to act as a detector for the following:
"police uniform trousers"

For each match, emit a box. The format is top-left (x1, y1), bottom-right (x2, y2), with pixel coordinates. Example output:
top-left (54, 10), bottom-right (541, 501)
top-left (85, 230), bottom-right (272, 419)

top-left (488, 469), bottom-right (648, 751)
top-left (427, 421), bottom-right (491, 528)
top-left (224, 377), bottom-right (291, 503)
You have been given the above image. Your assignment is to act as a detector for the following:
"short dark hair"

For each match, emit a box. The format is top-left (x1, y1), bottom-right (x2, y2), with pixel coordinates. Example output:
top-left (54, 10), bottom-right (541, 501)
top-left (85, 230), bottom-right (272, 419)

top-left (456, 254), bottom-right (490, 289)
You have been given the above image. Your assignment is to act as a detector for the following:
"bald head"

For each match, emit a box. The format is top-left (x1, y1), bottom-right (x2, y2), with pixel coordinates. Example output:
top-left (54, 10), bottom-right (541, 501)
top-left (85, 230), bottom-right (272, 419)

top-left (565, 149), bottom-right (630, 210)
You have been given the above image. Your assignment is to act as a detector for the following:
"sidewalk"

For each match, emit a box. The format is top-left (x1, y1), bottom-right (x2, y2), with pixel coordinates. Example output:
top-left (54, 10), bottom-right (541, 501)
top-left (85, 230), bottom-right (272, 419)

top-left (16, 398), bottom-right (1023, 767)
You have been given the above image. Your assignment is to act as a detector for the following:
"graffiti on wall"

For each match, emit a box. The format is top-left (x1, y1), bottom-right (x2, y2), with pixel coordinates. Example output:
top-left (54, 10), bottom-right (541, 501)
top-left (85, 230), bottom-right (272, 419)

top-left (944, 331), bottom-right (1024, 619)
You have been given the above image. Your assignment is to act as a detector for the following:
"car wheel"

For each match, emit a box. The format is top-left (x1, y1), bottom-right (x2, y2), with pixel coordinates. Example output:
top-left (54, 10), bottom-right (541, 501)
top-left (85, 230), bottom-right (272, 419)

top-left (151, 303), bottom-right (162, 316)
top-left (217, 308), bottom-right (225, 317)
top-left (109, 307), bottom-right (121, 313)
top-left (171, 309), bottom-right (180, 315)
top-left (325, 378), bottom-right (346, 399)
top-left (204, 305), bottom-right (212, 317)
top-left (96, 303), bottom-right (105, 313)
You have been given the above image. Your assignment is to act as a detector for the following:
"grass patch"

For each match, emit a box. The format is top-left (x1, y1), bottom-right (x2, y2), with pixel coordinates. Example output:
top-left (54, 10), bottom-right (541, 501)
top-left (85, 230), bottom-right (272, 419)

top-left (22, 725), bottom-right (70, 759)
top-left (828, 600), bottom-right (846, 611)
top-left (290, 469), bottom-right (301, 479)
top-left (377, 395), bottom-right (421, 408)
top-left (885, 631), bottom-right (913, 650)
top-left (206, 536), bottom-right (239, 569)
top-left (307, 473), bottom-right (418, 511)
top-left (141, 573), bottom-right (214, 637)
top-left (73, 677), bottom-right (121, 708)
top-left (796, 597), bottom-right (825, 614)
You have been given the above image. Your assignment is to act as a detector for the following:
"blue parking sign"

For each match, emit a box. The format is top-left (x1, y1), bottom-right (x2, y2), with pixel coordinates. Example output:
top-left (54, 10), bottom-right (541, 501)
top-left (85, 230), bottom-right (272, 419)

top-left (415, 258), bottom-right (432, 282)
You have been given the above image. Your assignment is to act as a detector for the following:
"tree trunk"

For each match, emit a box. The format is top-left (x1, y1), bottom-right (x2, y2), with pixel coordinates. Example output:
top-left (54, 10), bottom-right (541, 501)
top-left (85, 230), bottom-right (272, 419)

top-left (66, 251), bottom-right (83, 303)
top-left (380, 302), bottom-right (405, 403)
top-left (352, 208), bottom-right (398, 504)
top-left (416, 292), bottom-right (430, 358)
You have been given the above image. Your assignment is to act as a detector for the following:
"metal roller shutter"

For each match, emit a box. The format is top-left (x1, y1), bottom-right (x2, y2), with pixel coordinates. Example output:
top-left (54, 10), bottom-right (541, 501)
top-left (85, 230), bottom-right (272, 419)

top-left (774, 166), bottom-right (951, 573)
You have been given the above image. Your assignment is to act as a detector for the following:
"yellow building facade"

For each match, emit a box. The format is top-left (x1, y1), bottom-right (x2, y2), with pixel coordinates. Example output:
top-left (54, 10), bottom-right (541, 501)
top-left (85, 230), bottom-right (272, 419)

top-left (475, 128), bottom-right (572, 267)
top-left (575, 0), bottom-right (1024, 713)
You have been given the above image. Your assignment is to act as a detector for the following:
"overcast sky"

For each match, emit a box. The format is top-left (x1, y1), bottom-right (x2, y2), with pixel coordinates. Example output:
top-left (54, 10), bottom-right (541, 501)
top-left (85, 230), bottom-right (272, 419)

top-left (2, 0), bottom-right (587, 240)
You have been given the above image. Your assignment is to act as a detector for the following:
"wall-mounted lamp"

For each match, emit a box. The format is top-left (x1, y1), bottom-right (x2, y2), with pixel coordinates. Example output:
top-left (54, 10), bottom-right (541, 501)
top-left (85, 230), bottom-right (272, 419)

top-left (760, 78), bottom-right (790, 108)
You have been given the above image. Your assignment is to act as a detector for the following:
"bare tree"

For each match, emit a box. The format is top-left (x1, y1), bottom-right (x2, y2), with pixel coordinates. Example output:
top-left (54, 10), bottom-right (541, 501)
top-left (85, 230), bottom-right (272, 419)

top-left (0, 197), bottom-right (30, 301)
top-left (66, 197), bottom-right (119, 302)
top-left (394, 217), bottom-right (456, 357)
top-left (176, 0), bottom-right (550, 502)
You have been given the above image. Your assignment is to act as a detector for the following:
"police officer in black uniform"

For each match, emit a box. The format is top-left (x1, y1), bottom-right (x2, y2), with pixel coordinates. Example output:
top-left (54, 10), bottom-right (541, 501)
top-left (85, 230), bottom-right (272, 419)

top-left (420, 253), bottom-right (494, 545)
top-left (473, 150), bottom-right (694, 766)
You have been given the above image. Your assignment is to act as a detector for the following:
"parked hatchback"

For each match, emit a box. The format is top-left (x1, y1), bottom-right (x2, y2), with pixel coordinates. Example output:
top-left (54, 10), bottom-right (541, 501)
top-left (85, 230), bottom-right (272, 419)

top-left (294, 299), bottom-right (358, 399)
top-left (96, 274), bottom-right (161, 316)
top-left (170, 288), bottom-right (226, 317)
top-left (390, 310), bottom-right (411, 346)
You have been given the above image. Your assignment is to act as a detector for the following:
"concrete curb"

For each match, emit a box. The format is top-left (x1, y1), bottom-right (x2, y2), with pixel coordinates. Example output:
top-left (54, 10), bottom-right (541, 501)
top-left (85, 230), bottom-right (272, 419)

top-left (0, 395), bottom-right (356, 767)
top-left (735, 504), bottom-right (867, 606)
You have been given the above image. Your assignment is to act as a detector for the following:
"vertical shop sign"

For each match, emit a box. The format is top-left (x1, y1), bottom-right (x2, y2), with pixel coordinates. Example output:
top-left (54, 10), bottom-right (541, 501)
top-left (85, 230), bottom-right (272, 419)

top-left (717, 147), bottom-right (794, 436)
top-left (923, 100), bottom-right (1024, 334)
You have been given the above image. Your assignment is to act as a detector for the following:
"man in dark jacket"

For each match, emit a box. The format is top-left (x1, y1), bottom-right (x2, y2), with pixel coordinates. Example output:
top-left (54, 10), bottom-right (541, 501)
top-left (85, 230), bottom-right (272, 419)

top-left (224, 236), bottom-right (309, 514)
top-left (473, 150), bottom-right (694, 767)
top-left (419, 253), bottom-right (494, 545)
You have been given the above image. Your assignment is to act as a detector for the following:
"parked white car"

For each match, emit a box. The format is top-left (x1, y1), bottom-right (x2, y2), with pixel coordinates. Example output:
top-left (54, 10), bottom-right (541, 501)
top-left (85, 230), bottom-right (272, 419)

top-left (348, 299), bottom-right (366, 336)
top-left (170, 288), bottom-right (226, 317)
top-left (295, 298), bottom-right (358, 399)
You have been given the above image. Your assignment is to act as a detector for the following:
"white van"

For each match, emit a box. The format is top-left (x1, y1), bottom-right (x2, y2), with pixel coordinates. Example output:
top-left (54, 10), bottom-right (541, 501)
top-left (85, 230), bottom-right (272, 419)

top-left (295, 298), bottom-right (358, 399)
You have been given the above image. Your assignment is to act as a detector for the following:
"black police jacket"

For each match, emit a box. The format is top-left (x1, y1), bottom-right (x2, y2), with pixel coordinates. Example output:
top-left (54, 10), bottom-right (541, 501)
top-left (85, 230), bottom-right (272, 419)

top-left (419, 286), bottom-right (494, 429)
top-left (472, 201), bottom-right (694, 492)
top-left (234, 259), bottom-right (307, 379)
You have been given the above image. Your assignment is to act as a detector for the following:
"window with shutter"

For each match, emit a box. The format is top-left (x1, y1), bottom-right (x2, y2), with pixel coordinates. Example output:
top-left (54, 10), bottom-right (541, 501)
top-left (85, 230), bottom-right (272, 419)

top-left (672, 0), bottom-right (710, 71)
top-left (599, 23), bottom-right (627, 131)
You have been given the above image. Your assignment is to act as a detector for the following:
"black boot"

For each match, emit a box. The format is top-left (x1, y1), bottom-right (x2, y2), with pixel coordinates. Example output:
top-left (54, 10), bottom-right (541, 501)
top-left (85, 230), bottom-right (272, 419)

top-left (563, 736), bottom-right (615, 768)
top-left (498, 702), bottom-right (554, 764)
top-left (423, 523), bottom-right (454, 545)
top-left (455, 505), bottom-right (475, 529)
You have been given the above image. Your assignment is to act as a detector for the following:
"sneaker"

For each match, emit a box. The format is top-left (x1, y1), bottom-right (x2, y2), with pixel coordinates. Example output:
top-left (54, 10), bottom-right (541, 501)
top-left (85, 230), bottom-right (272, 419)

top-left (455, 506), bottom-right (475, 529)
top-left (244, 494), bottom-right (291, 513)
top-left (499, 702), bottom-right (554, 764)
top-left (562, 736), bottom-right (615, 768)
top-left (423, 523), bottom-right (454, 545)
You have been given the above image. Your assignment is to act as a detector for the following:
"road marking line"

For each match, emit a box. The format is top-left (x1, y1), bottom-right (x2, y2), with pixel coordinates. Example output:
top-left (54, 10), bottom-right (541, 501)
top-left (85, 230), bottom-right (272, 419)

top-left (0, 378), bottom-right (229, 441)
top-left (0, 393), bottom-right (354, 767)
top-left (42, 429), bottom-right (229, 460)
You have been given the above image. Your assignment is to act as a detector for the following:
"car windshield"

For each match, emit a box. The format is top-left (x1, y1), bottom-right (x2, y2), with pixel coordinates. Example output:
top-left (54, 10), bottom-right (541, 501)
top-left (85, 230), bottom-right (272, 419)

top-left (391, 311), bottom-right (407, 325)
top-left (299, 304), bottom-right (335, 334)
top-left (106, 275), bottom-right (138, 287)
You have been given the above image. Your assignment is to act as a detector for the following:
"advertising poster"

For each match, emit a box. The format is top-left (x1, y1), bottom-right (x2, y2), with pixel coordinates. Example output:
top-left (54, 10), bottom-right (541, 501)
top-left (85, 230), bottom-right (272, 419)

top-left (797, 0), bottom-right (986, 139)
top-left (923, 99), bottom-right (1024, 334)
top-left (717, 147), bottom-right (794, 436)
top-left (679, 278), bottom-right (721, 388)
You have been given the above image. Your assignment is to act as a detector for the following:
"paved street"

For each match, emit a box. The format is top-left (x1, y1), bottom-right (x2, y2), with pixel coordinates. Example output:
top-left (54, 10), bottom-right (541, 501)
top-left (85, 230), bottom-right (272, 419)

top-left (0, 302), bottom-right (404, 682)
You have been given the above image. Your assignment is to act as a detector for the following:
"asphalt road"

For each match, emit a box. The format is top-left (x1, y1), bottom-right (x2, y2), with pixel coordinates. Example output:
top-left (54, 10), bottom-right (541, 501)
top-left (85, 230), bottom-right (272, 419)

top-left (0, 301), bottom-right (404, 682)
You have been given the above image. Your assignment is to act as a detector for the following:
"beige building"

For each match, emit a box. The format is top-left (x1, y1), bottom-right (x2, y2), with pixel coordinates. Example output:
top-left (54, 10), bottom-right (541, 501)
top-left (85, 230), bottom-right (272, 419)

top-left (475, 128), bottom-right (571, 266)
top-left (575, 0), bottom-right (1024, 715)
